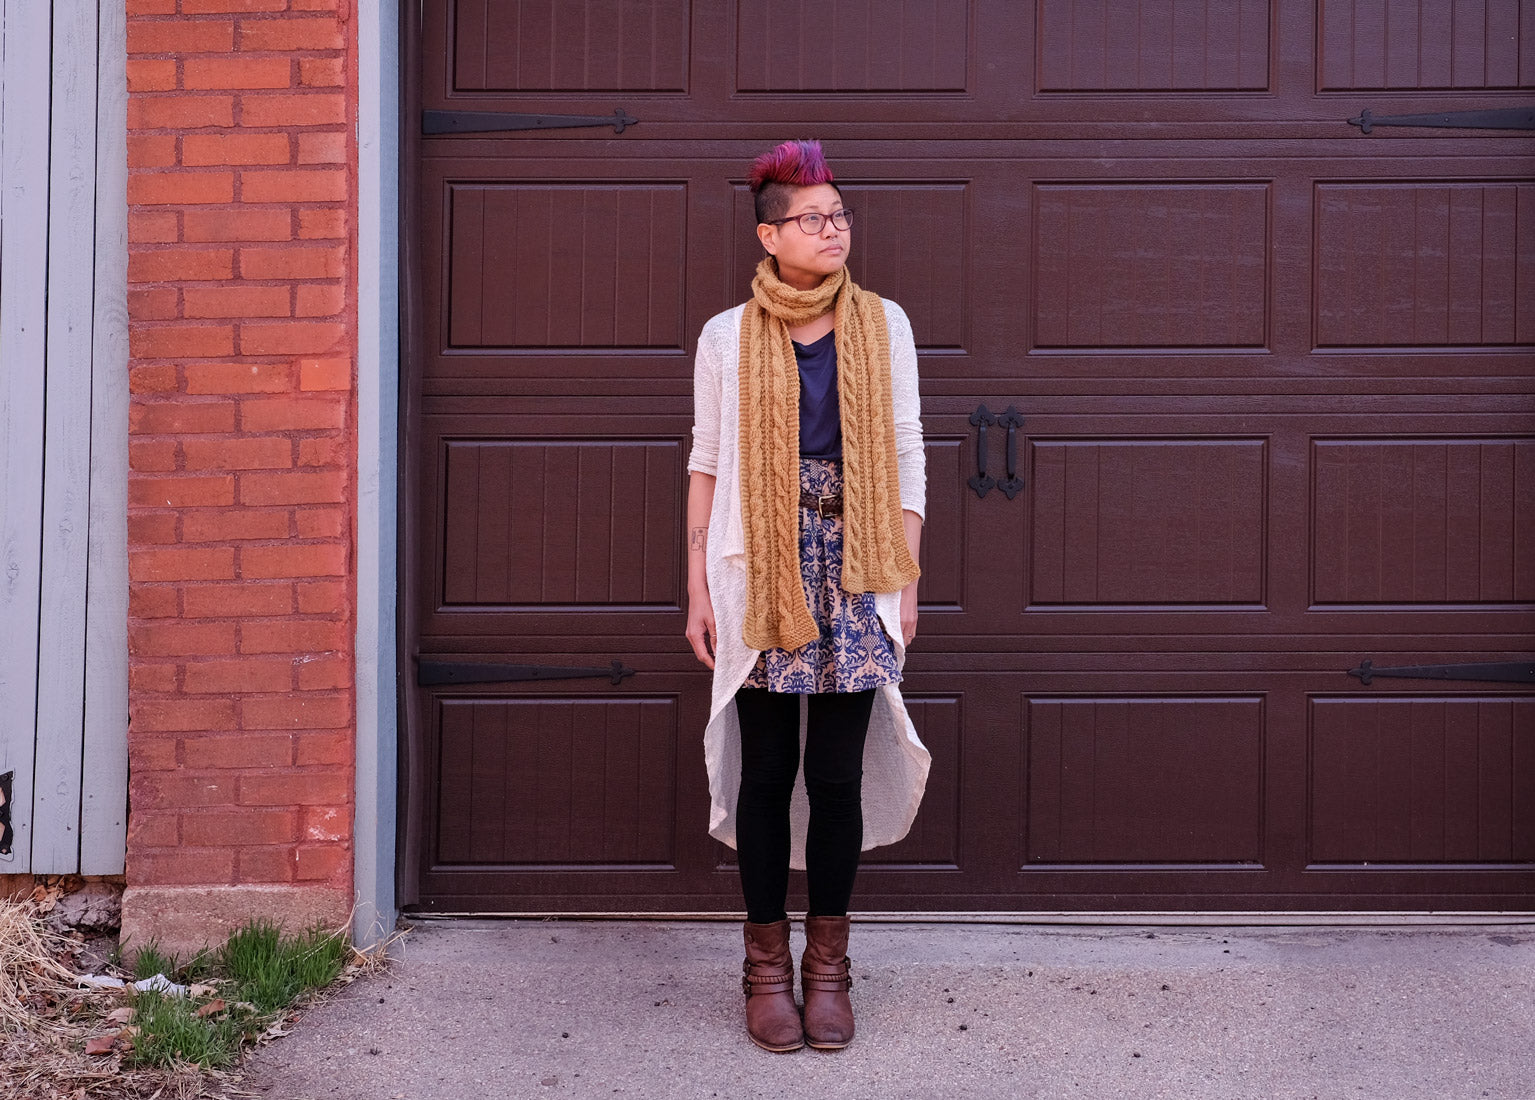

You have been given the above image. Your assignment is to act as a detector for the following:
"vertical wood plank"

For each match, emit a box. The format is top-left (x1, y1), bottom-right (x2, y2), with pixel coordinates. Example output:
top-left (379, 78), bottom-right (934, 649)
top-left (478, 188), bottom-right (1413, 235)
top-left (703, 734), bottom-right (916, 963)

top-left (0, 0), bottom-right (55, 873)
top-left (81, 0), bottom-right (130, 875)
top-left (473, 444), bottom-right (510, 604)
top-left (468, 703), bottom-right (504, 862)
top-left (436, 702), bottom-right (473, 862)
top-left (34, 0), bottom-right (103, 872)
top-left (447, 186), bottom-right (484, 347)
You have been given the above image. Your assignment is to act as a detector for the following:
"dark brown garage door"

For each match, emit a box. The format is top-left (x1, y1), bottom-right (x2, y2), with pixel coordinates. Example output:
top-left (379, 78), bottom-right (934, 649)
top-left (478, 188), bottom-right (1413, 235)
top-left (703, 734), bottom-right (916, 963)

top-left (400, 1), bottom-right (1535, 913)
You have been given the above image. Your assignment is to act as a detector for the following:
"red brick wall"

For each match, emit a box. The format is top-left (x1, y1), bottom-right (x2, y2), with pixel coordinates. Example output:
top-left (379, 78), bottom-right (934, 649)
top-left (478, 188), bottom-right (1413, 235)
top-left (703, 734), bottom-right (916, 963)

top-left (123, 0), bottom-right (358, 930)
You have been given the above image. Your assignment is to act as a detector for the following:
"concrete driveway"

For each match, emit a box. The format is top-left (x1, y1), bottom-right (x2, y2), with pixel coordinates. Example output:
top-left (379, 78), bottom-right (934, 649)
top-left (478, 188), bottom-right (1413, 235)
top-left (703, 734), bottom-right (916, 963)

top-left (243, 918), bottom-right (1535, 1100)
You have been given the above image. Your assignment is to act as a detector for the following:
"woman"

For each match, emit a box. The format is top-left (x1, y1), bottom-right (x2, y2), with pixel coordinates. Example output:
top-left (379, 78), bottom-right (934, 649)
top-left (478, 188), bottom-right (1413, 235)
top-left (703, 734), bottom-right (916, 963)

top-left (684, 140), bottom-right (930, 1053)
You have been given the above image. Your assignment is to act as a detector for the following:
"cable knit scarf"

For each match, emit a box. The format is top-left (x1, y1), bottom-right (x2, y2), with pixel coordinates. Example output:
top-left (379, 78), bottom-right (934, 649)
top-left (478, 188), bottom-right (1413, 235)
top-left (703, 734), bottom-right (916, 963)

top-left (738, 257), bottom-right (920, 652)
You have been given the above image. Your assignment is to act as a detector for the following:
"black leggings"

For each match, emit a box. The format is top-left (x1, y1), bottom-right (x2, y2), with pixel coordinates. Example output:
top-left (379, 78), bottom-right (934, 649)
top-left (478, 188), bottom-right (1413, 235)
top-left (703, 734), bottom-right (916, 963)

top-left (734, 687), bottom-right (875, 924)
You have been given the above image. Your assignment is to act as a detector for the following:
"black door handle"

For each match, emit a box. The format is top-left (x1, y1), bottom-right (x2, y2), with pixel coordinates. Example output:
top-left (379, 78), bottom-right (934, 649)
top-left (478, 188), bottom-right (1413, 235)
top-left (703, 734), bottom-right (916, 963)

top-left (968, 405), bottom-right (996, 498)
top-left (997, 406), bottom-right (1024, 500)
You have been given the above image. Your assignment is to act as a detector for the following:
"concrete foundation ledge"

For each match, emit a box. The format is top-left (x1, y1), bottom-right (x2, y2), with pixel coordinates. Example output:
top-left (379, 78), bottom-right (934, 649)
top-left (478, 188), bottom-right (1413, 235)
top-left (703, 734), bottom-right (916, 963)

top-left (120, 884), bottom-right (351, 956)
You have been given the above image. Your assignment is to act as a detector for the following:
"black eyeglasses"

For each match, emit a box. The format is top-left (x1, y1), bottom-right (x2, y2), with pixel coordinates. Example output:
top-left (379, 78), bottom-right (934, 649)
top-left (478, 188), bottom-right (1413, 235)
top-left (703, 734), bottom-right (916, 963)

top-left (766, 209), bottom-right (854, 234)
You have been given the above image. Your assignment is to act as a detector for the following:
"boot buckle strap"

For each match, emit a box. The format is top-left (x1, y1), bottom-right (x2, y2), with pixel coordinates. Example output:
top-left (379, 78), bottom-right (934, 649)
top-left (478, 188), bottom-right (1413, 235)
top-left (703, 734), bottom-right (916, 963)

top-left (742, 966), bottom-right (795, 997)
top-left (801, 957), bottom-right (852, 992)
top-left (802, 974), bottom-right (852, 992)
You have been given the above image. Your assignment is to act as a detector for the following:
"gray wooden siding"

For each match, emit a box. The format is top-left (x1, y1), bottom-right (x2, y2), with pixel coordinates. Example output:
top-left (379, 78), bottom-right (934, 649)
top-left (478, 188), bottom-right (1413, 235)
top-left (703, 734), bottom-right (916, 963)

top-left (0, 0), bottom-right (130, 874)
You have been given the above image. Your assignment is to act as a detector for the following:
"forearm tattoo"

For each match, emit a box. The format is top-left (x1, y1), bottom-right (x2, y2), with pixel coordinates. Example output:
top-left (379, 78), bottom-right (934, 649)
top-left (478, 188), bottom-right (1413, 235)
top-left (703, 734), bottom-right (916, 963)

top-left (689, 527), bottom-right (707, 552)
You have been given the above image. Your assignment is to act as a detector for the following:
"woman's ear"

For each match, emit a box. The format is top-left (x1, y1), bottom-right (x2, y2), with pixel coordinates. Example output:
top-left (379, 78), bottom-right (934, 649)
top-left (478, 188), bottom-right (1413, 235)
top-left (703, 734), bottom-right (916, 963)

top-left (755, 221), bottom-right (777, 255)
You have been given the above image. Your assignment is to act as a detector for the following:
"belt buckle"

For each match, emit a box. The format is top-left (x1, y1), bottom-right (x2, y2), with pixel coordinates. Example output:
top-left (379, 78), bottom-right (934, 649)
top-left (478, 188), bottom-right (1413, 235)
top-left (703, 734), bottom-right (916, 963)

top-left (816, 493), bottom-right (833, 518)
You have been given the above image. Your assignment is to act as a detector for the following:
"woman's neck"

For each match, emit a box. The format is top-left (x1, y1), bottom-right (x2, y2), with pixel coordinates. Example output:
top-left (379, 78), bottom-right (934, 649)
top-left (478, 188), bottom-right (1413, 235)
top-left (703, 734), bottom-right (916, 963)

top-left (788, 312), bottom-right (834, 345)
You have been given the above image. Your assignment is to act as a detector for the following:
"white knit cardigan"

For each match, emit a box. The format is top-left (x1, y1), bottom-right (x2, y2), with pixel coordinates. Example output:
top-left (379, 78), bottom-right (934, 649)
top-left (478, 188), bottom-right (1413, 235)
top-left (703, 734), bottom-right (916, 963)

top-left (686, 299), bottom-right (930, 868)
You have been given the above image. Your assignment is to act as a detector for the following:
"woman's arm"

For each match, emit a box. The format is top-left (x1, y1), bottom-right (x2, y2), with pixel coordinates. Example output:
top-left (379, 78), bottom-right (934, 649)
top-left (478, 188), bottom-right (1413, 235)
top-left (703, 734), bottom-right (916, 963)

top-left (886, 301), bottom-right (925, 647)
top-left (900, 508), bottom-right (921, 646)
top-left (684, 471), bottom-right (718, 668)
top-left (685, 316), bottom-right (725, 669)
top-left (885, 302), bottom-right (926, 522)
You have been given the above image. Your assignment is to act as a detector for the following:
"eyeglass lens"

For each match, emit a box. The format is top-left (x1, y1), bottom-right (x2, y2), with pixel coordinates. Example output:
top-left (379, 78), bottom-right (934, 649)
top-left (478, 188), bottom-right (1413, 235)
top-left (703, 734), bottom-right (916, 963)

top-left (791, 209), bottom-right (854, 233)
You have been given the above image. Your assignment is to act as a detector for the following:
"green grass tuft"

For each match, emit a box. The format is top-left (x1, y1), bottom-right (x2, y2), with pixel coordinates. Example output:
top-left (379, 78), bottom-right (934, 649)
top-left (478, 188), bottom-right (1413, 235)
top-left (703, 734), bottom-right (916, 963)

top-left (130, 940), bottom-right (180, 981)
top-left (221, 920), bottom-right (348, 1013)
top-left (128, 990), bottom-right (254, 1070)
top-left (119, 919), bottom-right (350, 1070)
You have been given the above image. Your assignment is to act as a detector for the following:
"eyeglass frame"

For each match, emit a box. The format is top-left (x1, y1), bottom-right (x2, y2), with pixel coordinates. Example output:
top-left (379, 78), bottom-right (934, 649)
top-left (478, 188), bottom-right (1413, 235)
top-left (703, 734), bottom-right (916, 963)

top-left (764, 208), bottom-right (855, 234)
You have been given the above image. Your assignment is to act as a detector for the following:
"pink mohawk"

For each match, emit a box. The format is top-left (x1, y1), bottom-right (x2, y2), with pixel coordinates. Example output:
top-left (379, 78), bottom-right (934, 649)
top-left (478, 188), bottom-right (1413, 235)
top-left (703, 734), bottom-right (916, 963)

top-left (747, 139), bottom-right (835, 191)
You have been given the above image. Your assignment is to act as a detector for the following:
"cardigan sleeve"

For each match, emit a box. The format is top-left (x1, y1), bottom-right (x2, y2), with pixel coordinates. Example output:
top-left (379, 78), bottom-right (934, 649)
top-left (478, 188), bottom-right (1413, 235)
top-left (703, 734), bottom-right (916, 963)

top-left (687, 314), bottom-right (726, 476)
top-left (885, 300), bottom-right (926, 522)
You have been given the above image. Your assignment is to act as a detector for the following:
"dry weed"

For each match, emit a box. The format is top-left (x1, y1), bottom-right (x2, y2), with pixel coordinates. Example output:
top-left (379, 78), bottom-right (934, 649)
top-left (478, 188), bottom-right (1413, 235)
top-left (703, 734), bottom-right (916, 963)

top-left (0, 899), bottom-right (252, 1099)
top-left (0, 897), bottom-right (398, 1099)
top-left (0, 895), bottom-right (82, 1034)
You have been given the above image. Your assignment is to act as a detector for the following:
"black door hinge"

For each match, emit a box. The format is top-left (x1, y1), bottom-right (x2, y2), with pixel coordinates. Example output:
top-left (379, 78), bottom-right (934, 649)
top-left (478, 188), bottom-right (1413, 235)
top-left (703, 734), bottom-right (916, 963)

top-left (1346, 659), bottom-right (1534, 686)
top-left (1347, 106), bottom-right (1534, 134)
top-left (423, 108), bottom-right (639, 135)
top-left (417, 660), bottom-right (635, 686)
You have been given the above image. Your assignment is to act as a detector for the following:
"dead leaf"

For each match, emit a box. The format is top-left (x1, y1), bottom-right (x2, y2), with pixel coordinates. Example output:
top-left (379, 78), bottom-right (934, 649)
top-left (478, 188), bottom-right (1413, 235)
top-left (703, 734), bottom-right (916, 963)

top-left (84, 1035), bottom-right (116, 1055)
top-left (195, 998), bottom-right (227, 1017)
top-left (188, 982), bottom-right (218, 997)
top-left (104, 1006), bottom-right (135, 1025)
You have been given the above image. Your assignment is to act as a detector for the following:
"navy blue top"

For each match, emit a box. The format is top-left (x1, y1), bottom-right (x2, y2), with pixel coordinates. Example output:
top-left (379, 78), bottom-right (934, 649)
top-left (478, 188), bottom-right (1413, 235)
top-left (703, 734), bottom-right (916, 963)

top-left (794, 330), bottom-right (842, 459)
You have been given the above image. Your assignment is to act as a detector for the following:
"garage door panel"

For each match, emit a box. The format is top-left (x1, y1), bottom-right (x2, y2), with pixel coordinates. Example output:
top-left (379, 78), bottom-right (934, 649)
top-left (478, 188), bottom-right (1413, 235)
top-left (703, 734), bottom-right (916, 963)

top-left (1032, 182), bottom-right (1270, 350)
top-left (1312, 438), bottom-right (1535, 606)
top-left (1028, 439), bottom-right (1268, 607)
top-left (1315, 181), bottom-right (1534, 348)
top-left (1037, 0), bottom-right (1271, 92)
top-left (1317, 0), bottom-right (1532, 91)
top-left (736, 0), bottom-right (970, 93)
top-left (445, 182), bottom-right (688, 350)
top-left (1024, 695), bottom-right (1266, 864)
top-left (420, 157), bottom-right (724, 389)
top-left (437, 437), bottom-right (683, 610)
top-left (1309, 695), bottom-right (1535, 864)
top-left (434, 694), bottom-right (680, 867)
top-left (451, 0), bottom-right (691, 93)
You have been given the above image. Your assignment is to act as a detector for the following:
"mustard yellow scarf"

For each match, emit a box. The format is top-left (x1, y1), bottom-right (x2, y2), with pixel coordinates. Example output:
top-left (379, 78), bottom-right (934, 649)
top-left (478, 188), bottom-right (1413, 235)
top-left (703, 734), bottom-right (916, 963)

top-left (738, 257), bottom-right (919, 652)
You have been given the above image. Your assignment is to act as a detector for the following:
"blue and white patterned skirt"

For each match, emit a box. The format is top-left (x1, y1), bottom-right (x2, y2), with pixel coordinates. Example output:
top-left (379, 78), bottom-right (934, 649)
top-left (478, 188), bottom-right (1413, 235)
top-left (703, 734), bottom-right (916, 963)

top-left (743, 458), bottom-right (902, 694)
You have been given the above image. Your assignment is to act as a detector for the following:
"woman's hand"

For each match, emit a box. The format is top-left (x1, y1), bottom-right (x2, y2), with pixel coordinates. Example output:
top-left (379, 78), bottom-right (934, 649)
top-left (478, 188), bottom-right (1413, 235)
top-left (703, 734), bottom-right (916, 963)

top-left (899, 579), bottom-right (919, 647)
top-left (685, 584), bottom-right (717, 669)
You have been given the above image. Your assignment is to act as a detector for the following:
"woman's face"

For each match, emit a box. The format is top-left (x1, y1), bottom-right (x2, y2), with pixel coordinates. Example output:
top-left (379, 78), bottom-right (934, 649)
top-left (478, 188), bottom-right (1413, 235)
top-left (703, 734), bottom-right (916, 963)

top-left (756, 183), bottom-right (851, 290)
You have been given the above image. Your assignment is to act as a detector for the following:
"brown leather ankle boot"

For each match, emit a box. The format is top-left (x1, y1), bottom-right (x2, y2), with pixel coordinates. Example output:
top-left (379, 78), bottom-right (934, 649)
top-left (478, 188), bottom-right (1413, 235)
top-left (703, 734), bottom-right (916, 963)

top-left (801, 915), bottom-right (854, 1049)
top-left (741, 920), bottom-right (804, 1052)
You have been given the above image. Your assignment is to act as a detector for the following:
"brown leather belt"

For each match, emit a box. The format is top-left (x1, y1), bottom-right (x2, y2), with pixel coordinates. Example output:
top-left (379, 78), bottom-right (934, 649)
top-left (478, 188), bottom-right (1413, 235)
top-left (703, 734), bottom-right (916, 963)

top-left (799, 491), bottom-right (844, 517)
